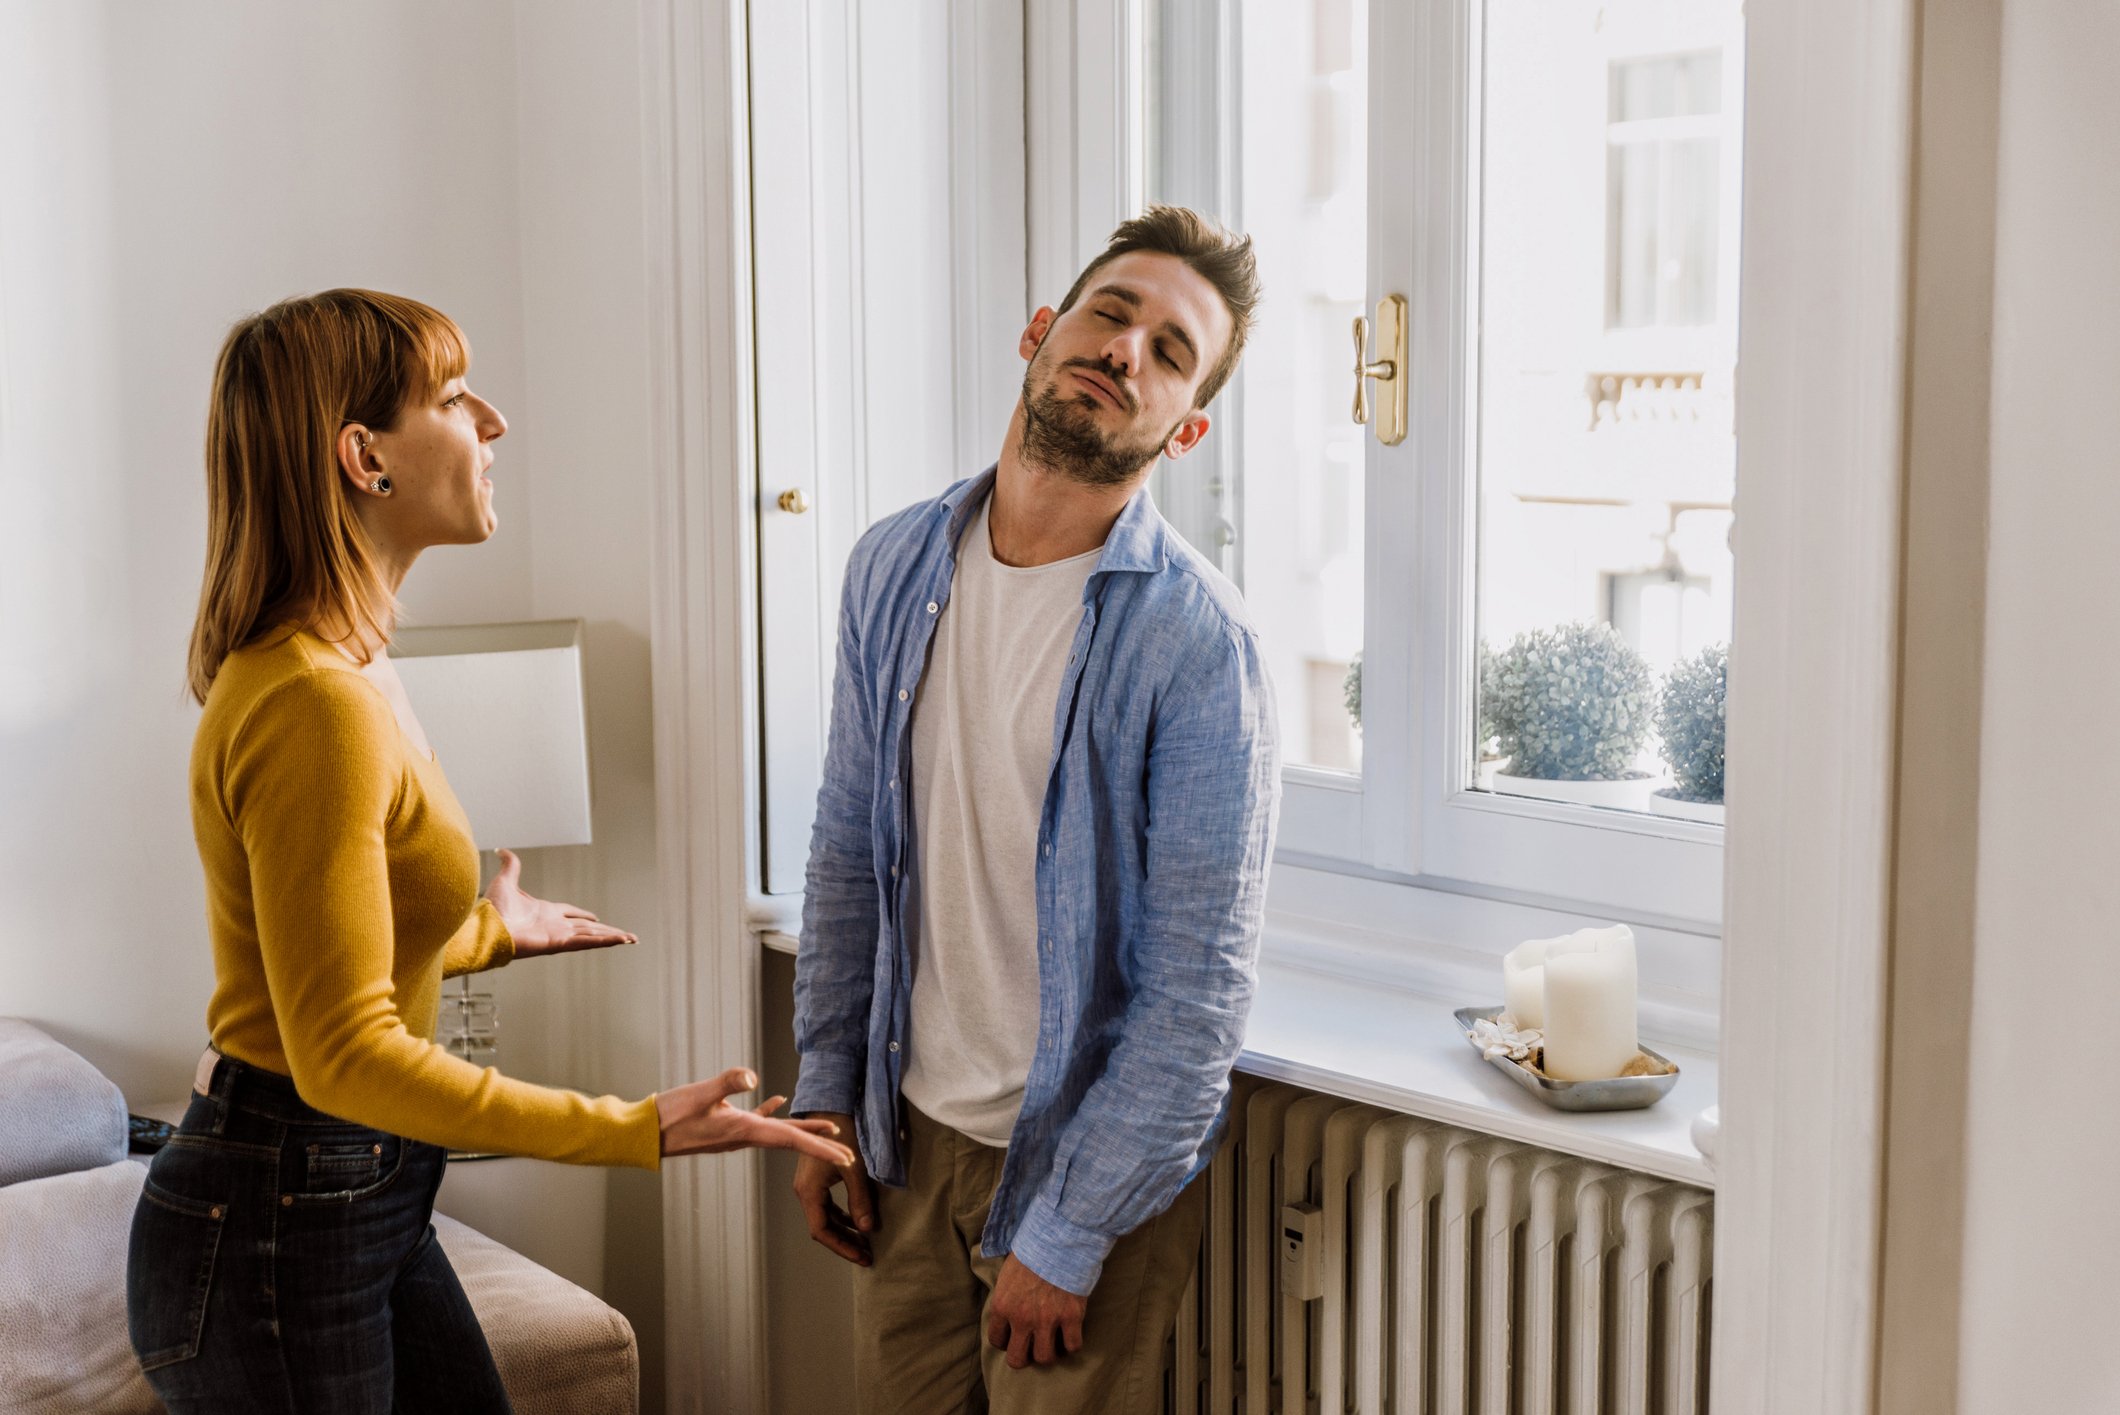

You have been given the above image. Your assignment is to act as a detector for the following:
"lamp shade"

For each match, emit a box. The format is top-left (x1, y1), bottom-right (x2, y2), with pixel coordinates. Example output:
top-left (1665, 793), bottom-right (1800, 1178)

top-left (388, 620), bottom-right (593, 851)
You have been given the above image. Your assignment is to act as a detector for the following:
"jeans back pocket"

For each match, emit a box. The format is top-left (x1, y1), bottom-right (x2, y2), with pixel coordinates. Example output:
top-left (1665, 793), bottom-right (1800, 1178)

top-left (126, 1180), bottom-right (228, 1372)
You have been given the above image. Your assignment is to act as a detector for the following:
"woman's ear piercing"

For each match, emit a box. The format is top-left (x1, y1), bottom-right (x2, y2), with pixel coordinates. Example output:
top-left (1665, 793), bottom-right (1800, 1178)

top-left (369, 476), bottom-right (392, 495)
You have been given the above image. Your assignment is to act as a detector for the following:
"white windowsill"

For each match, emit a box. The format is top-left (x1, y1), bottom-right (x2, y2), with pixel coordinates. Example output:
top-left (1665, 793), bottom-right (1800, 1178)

top-left (754, 903), bottom-right (1717, 1190)
top-left (1239, 956), bottom-right (1715, 1188)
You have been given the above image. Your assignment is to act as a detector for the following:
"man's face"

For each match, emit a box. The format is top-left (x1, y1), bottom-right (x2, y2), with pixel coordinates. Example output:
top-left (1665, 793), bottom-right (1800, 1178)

top-left (1017, 250), bottom-right (1235, 487)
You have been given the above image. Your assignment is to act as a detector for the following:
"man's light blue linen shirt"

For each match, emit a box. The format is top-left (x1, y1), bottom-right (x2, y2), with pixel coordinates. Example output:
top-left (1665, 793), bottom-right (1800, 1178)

top-left (792, 466), bottom-right (1280, 1295)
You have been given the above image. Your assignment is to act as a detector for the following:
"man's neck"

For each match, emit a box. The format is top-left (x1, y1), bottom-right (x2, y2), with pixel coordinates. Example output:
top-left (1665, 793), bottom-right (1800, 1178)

top-left (989, 405), bottom-right (1148, 568)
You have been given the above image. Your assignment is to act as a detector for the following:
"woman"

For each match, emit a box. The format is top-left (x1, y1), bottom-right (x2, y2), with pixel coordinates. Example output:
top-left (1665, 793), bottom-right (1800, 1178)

top-left (127, 289), bottom-right (852, 1413)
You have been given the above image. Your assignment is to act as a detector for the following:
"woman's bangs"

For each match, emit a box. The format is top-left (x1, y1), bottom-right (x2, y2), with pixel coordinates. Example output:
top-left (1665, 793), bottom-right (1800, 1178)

top-left (405, 309), bottom-right (470, 401)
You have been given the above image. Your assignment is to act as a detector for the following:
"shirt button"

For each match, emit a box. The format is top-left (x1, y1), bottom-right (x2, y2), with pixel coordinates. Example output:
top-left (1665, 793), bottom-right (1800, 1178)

top-left (1043, 843), bottom-right (1052, 856)
top-left (888, 1041), bottom-right (900, 1053)
top-left (898, 688), bottom-right (909, 701)
top-left (890, 865), bottom-right (899, 877)
top-left (926, 601), bottom-right (939, 614)
top-left (890, 778), bottom-right (899, 791)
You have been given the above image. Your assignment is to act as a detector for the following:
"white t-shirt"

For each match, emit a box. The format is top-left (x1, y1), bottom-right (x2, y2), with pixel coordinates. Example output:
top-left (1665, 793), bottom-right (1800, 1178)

top-left (899, 498), bottom-right (1101, 1147)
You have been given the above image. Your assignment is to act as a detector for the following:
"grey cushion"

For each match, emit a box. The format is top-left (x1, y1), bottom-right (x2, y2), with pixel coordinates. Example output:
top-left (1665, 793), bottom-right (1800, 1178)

top-left (0, 1159), bottom-right (161, 1414)
top-left (0, 1020), bottom-right (128, 1187)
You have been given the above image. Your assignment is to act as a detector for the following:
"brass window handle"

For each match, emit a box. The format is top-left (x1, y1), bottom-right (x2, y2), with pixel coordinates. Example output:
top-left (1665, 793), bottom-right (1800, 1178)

top-left (1350, 295), bottom-right (1409, 446)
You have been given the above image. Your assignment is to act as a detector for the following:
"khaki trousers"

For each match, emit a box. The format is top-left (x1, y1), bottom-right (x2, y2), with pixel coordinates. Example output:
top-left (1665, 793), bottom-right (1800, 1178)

top-left (852, 1102), bottom-right (1206, 1415)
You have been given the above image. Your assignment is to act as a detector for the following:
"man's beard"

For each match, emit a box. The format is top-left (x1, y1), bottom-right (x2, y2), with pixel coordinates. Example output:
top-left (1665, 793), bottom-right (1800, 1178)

top-left (1018, 355), bottom-right (1177, 489)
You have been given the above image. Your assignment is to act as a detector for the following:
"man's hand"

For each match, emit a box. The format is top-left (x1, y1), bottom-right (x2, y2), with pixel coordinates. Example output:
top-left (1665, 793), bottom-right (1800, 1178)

top-left (792, 1112), bottom-right (876, 1265)
top-left (986, 1254), bottom-right (1087, 1368)
top-left (485, 848), bottom-right (638, 957)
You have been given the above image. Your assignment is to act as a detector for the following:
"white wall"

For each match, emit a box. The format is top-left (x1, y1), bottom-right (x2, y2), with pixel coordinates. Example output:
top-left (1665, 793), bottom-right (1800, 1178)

top-left (509, 3), bottom-right (669, 1404)
top-left (1955, 2), bottom-right (2120, 1408)
top-left (0, 2), bottom-right (672, 1405)
top-left (0, 0), bottom-right (536, 1090)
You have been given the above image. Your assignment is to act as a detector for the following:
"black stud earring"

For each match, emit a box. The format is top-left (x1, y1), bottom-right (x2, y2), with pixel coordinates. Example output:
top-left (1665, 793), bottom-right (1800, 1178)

top-left (369, 476), bottom-right (392, 495)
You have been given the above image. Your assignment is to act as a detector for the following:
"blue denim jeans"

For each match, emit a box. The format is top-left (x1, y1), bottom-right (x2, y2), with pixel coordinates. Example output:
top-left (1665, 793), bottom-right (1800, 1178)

top-left (125, 1051), bottom-right (512, 1414)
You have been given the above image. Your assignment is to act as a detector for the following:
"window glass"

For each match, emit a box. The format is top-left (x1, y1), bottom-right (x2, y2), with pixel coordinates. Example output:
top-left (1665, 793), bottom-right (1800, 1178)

top-left (1474, 6), bottom-right (1743, 818)
top-left (1146, 0), bottom-right (1368, 773)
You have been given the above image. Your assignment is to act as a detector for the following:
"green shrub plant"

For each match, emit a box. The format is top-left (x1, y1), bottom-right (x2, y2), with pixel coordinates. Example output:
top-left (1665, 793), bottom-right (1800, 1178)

top-left (1657, 643), bottom-right (1727, 803)
top-left (1480, 622), bottom-right (1654, 781)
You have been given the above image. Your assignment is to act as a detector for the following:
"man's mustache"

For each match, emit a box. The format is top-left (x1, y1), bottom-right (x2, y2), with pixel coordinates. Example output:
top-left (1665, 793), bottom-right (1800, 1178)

top-left (1058, 357), bottom-right (1137, 413)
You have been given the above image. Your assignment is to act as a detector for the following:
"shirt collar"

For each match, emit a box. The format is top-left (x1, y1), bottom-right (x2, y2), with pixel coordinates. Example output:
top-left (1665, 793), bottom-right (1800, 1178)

top-left (939, 464), bottom-right (1169, 579)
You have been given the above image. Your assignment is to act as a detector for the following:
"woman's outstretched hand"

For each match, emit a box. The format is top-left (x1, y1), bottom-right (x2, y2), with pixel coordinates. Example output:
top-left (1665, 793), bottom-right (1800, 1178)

top-left (657, 1067), bottom-right (855, 1166)
top-left (484, 847), bottom-right (638, 958)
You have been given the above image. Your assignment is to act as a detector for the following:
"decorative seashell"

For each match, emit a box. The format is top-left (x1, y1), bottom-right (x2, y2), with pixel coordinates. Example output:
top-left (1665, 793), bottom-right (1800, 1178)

top-left (1467, 1015), bottom-right (1544, 1062)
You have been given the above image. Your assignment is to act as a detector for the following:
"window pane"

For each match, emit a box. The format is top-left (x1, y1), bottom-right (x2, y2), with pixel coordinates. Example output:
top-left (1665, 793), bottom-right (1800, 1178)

top-left (1475, 6), bottom-right (1742, 818)
top-left (1146, 0), bottom-right (1368, 773)
top-left (1664, 136), bottom-right (1720, 324)
top-left (1610, 49), bottom-right (1722, 122)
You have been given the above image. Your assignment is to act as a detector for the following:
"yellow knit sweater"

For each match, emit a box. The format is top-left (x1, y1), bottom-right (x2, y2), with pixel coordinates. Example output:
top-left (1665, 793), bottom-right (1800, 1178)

top-left (191, 625), bottom-right (660, 1169)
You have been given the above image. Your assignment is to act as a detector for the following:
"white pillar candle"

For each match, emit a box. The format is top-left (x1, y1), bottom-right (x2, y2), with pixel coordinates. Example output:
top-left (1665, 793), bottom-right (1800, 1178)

top-left (1500, 925), bottom-right (1614, 1029)
top-left (1502, 938), bottom-right (1551, 1028)
top-left (1541, 926), bottom-right (1639, 1081)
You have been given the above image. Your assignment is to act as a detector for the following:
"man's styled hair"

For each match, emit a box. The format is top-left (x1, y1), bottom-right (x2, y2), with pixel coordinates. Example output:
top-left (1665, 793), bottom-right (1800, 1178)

top-left (1055, 205), bottom-right (1260, 409)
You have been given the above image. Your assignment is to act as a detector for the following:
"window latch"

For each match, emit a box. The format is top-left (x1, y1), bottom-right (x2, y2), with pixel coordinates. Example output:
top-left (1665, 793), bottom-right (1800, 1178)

top-left (1351, 294), bottom-right (1409, 446)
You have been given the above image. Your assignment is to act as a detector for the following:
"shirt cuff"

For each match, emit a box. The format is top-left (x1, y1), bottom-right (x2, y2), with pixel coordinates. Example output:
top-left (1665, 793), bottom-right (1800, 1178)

top-left (1008, 1181), bottom-right (1118, 1297)
top-left (790, 1050), bottom-right (863, 1118)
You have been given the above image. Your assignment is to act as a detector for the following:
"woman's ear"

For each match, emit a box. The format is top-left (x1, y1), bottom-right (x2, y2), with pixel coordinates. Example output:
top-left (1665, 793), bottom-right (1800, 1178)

top-left (336, 424), bottom-right (381, 494)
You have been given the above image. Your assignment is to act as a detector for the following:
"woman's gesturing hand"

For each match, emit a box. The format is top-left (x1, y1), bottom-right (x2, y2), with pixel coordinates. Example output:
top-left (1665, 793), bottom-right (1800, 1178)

top-left (484, 847), bottom-right (638, 958)
top-left (657, 1067), bottom-right (856, 1167)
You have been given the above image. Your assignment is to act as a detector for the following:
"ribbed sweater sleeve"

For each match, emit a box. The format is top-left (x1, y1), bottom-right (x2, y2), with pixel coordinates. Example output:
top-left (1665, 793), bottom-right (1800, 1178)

top-left (224, 669), bottom-right (660, 1169)
top-left (442, 898), bottom-right (515, 979)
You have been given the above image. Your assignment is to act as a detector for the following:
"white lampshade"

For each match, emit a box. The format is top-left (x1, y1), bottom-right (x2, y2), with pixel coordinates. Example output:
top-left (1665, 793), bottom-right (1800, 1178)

top-left (388, 620), bottom-right (593, 851)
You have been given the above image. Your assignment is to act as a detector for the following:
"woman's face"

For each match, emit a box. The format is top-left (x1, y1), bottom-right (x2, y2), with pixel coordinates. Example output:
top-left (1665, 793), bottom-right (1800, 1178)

top-left (362, 373), bottom-right (508, 549)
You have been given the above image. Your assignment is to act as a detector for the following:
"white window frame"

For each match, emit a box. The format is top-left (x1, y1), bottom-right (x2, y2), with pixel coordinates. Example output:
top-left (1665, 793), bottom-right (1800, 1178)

top-left (752, 0), bottom-right (1028, 896)
top-left (1048, 0), bottom-right (1729, 930)
top-left (668, 1), bottom-right (1910, 1408)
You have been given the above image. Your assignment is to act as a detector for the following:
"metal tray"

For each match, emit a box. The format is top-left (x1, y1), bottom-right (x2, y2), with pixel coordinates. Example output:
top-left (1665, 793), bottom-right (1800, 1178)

top-left (1453, 1005), bottom-right (1680, 1113)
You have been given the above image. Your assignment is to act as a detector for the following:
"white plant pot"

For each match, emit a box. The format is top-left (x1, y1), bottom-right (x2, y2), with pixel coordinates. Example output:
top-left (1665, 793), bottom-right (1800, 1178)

top-left (1491, 771), bottom-right (1656, 812)
top-left (1649, 788), bottom-right (1726, 824)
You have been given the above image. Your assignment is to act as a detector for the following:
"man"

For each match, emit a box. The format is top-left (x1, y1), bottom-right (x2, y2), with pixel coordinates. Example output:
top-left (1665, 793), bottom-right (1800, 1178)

top-left (791, 206), bottom-right (1279, 1414)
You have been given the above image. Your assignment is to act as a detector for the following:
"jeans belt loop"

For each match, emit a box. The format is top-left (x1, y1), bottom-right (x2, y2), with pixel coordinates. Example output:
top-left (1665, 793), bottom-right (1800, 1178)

top-left (195, 1046), bottom-right (234, 1135)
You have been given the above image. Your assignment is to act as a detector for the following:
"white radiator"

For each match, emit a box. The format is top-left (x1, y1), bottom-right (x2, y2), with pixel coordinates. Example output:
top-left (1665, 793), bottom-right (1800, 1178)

top-left (1162, 1078), bottom-right (1714, 1415)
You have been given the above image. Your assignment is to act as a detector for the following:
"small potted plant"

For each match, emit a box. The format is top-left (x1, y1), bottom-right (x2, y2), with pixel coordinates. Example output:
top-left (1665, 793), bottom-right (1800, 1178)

top-left (1651, 644), bottom-right (1726, 823)
top-left (1481, 622), bottom-right (1656, 810)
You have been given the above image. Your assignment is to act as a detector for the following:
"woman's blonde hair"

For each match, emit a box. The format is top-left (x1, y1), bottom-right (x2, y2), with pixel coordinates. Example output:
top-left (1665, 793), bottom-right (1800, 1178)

top-left (187, 289), bottom-right (468, 703)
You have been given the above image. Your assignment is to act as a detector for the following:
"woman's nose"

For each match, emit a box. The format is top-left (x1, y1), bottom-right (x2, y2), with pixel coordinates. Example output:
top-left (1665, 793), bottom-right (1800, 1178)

top-left (480, 402), bottom-right (508, 440)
